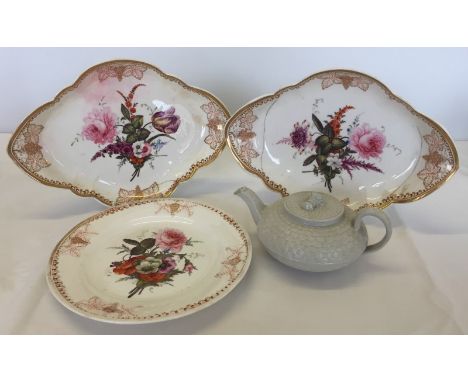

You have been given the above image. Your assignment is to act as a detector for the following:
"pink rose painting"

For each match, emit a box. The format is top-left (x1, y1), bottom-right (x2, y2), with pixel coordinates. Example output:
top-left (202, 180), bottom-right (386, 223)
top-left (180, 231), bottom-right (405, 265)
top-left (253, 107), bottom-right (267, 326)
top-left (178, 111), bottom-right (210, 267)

top-left (349, 123), bottom-right (386, 160)
top-left (155, 228), bottom-right (188, 253)
top-left (277, 104), bottom-right (385, 191)
top-left (82, 107), bottom-right (117, 145)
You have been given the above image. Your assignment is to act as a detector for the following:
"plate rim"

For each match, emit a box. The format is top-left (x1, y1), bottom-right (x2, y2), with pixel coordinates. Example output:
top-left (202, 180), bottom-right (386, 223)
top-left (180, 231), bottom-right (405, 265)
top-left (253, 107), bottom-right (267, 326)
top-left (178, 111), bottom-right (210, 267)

top-left (8, 59), bottom-right (231, 206)
top-left (46, 197), bottom-right (252, 324)
top-left (225, 68), bottom-right (459, 209)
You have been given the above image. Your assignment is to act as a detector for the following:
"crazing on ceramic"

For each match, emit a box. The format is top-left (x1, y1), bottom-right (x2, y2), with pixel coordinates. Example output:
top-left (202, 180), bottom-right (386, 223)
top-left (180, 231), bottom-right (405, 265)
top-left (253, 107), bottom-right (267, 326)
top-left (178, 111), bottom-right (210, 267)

top-left (8, 60), bottom-right (230, 206)
top-left (227, 70), bottom-right (458, 209)
top-left (235, 187), bottom-right (392, 272)
top-left (47, 199), bottom-right (251, 324)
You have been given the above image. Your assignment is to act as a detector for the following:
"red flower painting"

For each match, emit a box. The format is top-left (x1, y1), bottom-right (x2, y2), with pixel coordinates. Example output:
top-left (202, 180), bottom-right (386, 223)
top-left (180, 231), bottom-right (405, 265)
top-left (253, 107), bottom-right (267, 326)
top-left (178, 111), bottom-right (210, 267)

top-left (110, 229), bottom-right (199, 298)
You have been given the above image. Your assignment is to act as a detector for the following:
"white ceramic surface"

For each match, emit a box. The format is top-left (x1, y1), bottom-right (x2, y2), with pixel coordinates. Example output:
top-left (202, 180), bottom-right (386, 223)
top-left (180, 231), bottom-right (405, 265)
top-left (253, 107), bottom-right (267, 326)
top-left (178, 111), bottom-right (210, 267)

top-left (227, 69), bottom-right (458, 209)
top-left (47, 198), bottom-right (251, 324)
top-left (8, 60), bottom-right (229, 205)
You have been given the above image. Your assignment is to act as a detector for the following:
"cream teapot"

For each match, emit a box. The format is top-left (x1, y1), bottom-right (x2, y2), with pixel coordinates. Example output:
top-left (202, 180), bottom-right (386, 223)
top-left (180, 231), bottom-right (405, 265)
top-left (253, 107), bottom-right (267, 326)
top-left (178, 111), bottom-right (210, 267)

top-left (235, 187), bottom-right (392, 272)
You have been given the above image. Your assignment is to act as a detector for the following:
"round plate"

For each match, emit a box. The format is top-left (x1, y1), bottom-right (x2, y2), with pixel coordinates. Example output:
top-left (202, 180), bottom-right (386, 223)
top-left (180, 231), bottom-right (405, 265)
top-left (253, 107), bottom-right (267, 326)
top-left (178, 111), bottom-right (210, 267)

top-left (47, 199), bottom-right (251, 324)
top-left (226, 69), bottom-right (458, 209)
top-left (8, 60), bottom-right (229, 206)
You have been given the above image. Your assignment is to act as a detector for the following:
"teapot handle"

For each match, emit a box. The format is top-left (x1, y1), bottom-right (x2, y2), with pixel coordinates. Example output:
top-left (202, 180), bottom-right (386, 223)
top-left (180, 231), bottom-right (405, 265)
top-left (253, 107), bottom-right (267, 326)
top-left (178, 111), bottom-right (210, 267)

top-left (353, 208), bottom-right (392, 252)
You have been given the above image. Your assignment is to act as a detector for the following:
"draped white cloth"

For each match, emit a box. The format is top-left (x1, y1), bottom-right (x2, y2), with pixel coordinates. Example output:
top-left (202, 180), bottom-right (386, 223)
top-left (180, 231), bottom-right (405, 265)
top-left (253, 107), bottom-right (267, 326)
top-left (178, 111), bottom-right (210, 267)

top-left (1, 134), bottom-right (466, 334)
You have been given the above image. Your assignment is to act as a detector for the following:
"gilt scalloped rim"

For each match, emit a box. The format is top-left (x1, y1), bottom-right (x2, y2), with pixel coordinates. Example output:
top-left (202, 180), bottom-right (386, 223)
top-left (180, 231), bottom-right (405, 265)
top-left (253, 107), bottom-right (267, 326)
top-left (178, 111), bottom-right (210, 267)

top-left (7, 59), bottom-right (230, 206)
top-left (46, 198), bottom-right (251, 324)
top-left (226, 69), bottom-right (459, 210)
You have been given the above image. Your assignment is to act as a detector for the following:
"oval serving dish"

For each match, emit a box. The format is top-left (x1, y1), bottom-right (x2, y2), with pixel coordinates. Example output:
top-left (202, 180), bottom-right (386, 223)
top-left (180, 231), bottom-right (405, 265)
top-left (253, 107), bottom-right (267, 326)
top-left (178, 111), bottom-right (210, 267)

top-left (47, 198), bottom-right (251, 324)
top-left (8, 60), bottom-right (230, 205)
top-left (226, 69), bottom-right (458, 209)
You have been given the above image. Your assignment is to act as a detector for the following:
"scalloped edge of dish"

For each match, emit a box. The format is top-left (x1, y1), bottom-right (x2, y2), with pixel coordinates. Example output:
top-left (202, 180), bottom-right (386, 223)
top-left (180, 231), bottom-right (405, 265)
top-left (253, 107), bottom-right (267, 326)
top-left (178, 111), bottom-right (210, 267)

top-left (226, 68), bottom-right (459, 209)
top-left (8, 59), bottom-right (231, 206)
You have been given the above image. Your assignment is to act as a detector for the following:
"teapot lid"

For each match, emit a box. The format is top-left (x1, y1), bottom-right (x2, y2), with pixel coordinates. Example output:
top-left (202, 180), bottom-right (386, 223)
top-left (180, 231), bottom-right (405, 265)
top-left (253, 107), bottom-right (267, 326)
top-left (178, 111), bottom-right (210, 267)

top-left (283, 191), bottom-right (344, 227)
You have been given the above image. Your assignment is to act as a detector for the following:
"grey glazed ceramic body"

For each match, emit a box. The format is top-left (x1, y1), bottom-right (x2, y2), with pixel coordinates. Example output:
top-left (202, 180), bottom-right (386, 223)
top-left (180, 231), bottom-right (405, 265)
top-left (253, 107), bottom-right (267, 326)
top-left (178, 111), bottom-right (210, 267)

top-left (235, 187), bottom-right (392, 272)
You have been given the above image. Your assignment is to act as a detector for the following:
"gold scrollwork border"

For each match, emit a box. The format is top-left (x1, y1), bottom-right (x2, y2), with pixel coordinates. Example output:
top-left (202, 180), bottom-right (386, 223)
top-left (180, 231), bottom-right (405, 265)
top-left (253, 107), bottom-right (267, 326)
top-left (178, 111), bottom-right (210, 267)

top-left (225, 69), bottom-right (459, 209)
top-left (7, 59), bottom-right (230, 206)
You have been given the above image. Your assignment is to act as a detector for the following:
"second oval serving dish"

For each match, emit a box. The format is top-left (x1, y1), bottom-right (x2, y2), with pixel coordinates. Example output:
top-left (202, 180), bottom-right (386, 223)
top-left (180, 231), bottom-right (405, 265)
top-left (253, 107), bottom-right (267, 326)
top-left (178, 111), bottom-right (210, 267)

top-left (8, 60), bottom-right (230, 205)
top-left (226, 69), bottom-right (458, 209)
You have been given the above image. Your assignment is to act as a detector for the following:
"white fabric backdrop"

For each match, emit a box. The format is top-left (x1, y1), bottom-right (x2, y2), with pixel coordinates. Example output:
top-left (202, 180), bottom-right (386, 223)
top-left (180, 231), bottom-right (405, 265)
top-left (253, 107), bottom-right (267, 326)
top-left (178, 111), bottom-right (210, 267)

top-left (0, 48), bottom-right (467, 138)
top-left (1, 135), bottom-right (467, 334)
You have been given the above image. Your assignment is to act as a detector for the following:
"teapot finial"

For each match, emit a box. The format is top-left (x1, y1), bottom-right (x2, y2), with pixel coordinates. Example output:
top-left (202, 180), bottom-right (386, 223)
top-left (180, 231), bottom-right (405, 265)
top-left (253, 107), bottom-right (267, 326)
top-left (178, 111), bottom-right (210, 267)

top-left (301, 193), bottom-right (324, 211)
top-left (283, 191), bottom-right (345, 227)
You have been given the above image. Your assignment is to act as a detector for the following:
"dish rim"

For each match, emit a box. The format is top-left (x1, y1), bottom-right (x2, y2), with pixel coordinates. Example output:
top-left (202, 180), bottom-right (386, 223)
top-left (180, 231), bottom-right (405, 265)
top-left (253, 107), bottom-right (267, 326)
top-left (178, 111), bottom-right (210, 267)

top-left (225, 68), bottom-right (459, 209)
top-left (8, 59), bottom-right (231, 206)
top-left (47, 197), bottom-right (252, 324)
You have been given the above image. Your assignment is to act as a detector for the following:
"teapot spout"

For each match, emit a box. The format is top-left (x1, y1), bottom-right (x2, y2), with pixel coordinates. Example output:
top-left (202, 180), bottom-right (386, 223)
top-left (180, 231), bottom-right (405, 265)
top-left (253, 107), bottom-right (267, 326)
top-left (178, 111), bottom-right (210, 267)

top-left (234, 187), bottom-right (265, 225)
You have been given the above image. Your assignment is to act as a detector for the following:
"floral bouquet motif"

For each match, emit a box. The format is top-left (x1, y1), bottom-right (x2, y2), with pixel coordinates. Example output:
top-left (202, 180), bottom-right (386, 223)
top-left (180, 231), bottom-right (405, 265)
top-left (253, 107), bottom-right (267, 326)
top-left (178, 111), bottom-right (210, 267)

top-left (278, 105), bottom-right (386, 191)
top-left (111, 228), bottom-right (198, 298)
top-left (79, 83), bottom-right (181, 181)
